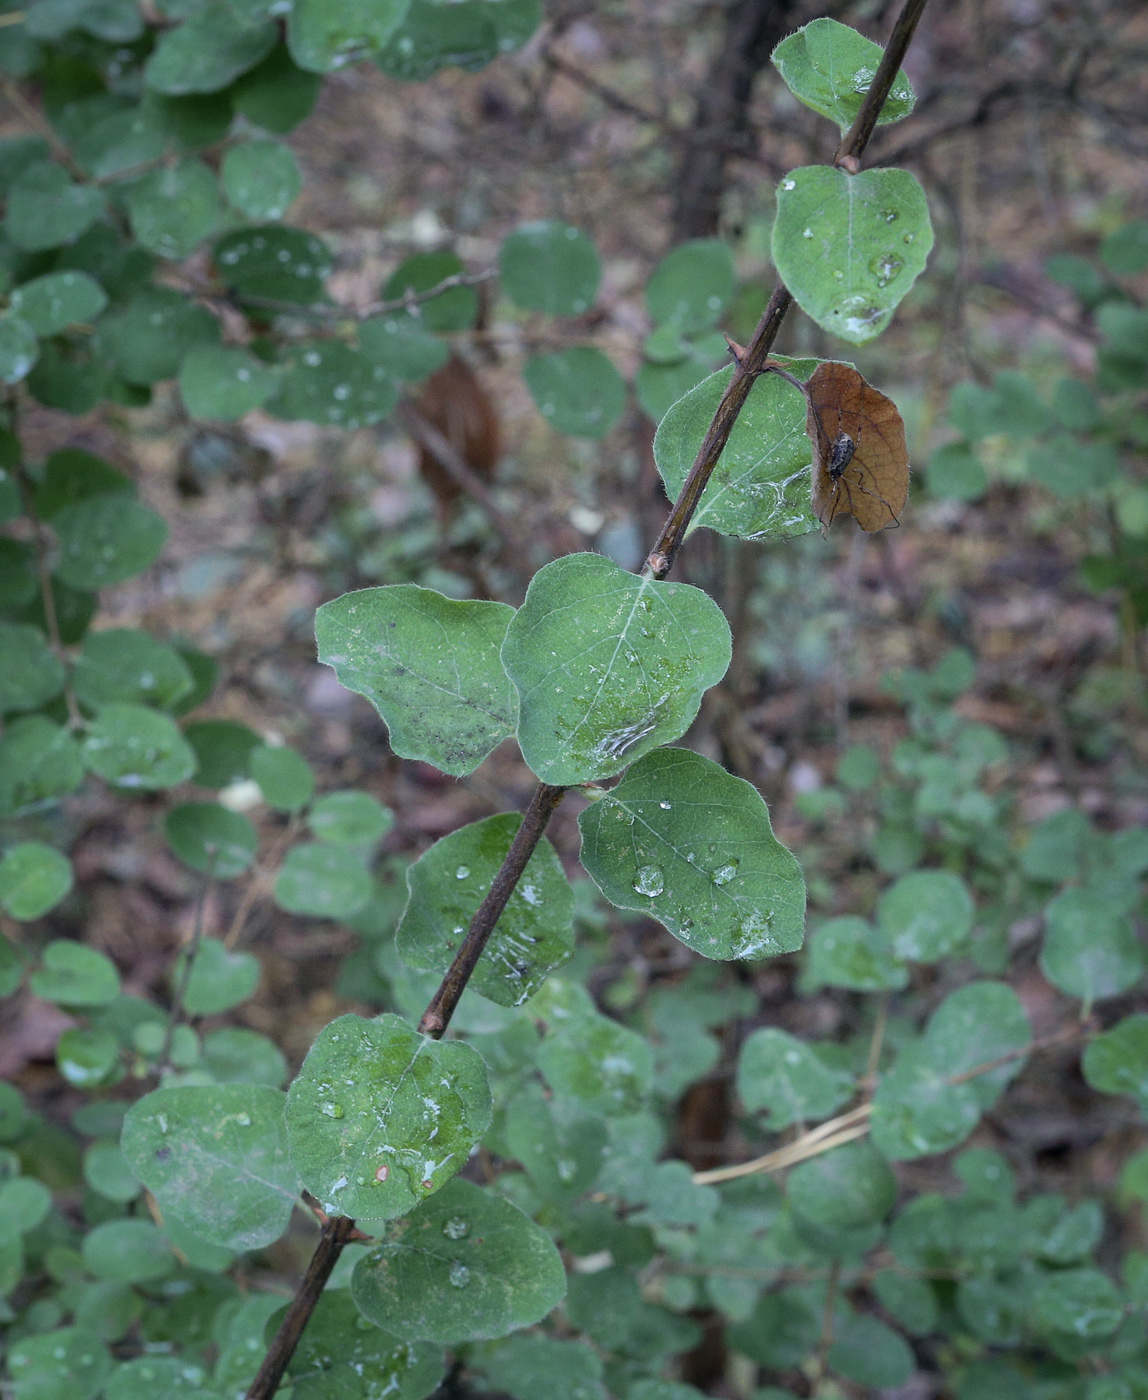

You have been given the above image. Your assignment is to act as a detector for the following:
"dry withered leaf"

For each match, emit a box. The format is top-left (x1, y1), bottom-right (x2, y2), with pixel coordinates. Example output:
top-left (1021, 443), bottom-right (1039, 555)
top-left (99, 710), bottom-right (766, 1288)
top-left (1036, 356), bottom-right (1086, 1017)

top-left (804, 361), bottom-right (909, 532)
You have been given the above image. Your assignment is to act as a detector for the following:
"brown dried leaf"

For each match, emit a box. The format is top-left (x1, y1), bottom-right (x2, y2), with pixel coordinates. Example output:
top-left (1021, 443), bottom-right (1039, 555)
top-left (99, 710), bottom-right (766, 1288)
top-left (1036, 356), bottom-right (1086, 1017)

top-left (805, 361), bottom-right (909, 532)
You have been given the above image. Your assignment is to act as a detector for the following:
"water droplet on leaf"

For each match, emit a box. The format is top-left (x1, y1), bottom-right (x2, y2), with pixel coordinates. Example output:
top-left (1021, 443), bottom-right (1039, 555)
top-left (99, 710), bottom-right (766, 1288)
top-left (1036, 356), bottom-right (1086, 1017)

top-left (633, 865), bottom-right (664, 897)
top-left (442, 1216), bottom-right (471, 1240)
top-left (455, 866), bottom-right (470, 880)
top-left (448, 1260), bottom-right (470, 1288)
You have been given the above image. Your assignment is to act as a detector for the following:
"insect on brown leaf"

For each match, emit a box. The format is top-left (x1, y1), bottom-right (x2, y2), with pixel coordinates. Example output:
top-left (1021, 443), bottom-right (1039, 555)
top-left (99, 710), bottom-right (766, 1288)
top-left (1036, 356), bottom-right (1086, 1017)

top-left (804, 361), bottom-right (909, 532)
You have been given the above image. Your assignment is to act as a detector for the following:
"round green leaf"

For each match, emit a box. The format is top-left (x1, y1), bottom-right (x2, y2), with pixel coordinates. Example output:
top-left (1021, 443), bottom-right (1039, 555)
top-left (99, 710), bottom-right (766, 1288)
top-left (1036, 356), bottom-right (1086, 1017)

top-left (6, 1328), bottom-right (112, 1400)
top-left (315, 585), bottom-right (517, 778)
top-left (57, 1027), bottom-right (120, 1087)
top-left (30, 939), bottom-right (119, 1005)
top-left (104, 1357), bottom-right (214, 1399)
top-left (184, 718), bottom-right (261, 787)
top-left (202, 1027), bottom-right (288, 1087)
top-left (53, 495), bottom-right (168, 589)
top-left (0, 536), bottom-right (37, 609)
top-left (578, 747), bottom-right (805, 959)
top-left (287, 0), bottom-right (410, 72)
top-left (250, 743), bottom-right (315, 812)
top-left (0, 622), bottom-right (64, 713)
top-left (122, 1084), bottom-right (300, 1250)
top-left (0, 1175), bottom-right (51, 1233)
top-left (870, 1044), bottom-right (980, 1161)
top-left (308, 789), bottom-right (393, 846)
top-left (872, 1271), bottom-right (938, 1337)
top-left (285, 1012), bottom-right (492, 1220)
top-left (125, 159), bottom-right (223, 260)
top-left (501, 552), bottom-right (731, 785)
top-left (81, 704), bottom-right (196, 789)
top-left (82, 1219), bottom-right (174, 1283)
top-left (1101, 220), bottom-right (1148, 276)
top-left (270, 340), bottom-right (397, 429)
top-left (1041, 887), bottom-right (1146, 1002)
top-left (145, 4), bottom-right (277, 94)
top-left (375, 0), bottom-right (500, 82)
top-left (504, 1086), bottom-right (606, 1201)
top-left (653, 359), bottom-right (821, 540)
top-left (926, 441), bottom-right (987, 501)
top-left (537, 1000), bottom-right (653, 1115)
top-left (736, 1026), bottom-right (853, 1127)
top-left (221, 140), bottom-right (302, 221)
top-left (178, 343), bottom-right (279, 420)
top-left (877, 868), bottom-right (974, 962)
top-left (0, 932), bottom-right (23, 996)
top-left (789, 1138), bottom-right (896, 1231)
top-left (499, 221), bottom-right (600, 317)
top-left (1031, 1268), bottom-right (1123, 1340)
top-left (805, 915), bottom-right (908, 990)
top-left (164, 802), bottom-right (258, 878)
top-left (827, 1310), bottom-right (914, 1388)
top-left (1040, 1199), bottom-right (1104, 1265)
top-left (72, 628), bottom-right (194, 711)
top-left (83, 1141), bottom-right (140, 1203)
top-left (358, 312), bottom-right (449, 383)
top-left (523, 347), bottom-right (625, 438)
top-left (350, 1176), bottom-right (565, 1342)
top-left (381, 251), bottom-right (476, 332)
top-left (10, 271), bottom-right (107, 335)
top-left (1083, 1014), bottom-right (1148, 1105)
top-left (923, 981), bottom-right (1030, 1109)
top-left (97, 287), bottom-right (221, 386)
top-left (772, 165), bottom-right (933, 345)
top-left (274, 842), bottom-right (372, 918)
top-left (279, 1291), bottom-right (445, 1399)
top-left (177, 936), bottom-right (260, 1015)
top-left (646, 239), bottom-right (734, 333)
top-left (0, 842), bottom-right (72, 920)
top-left (214, 225), bottom-right (333, 304)
top-left (771, 17), bottom-right (915, 133)
top-left (4, 161), bottom-right (106, 251)
top-left (231, 43), bottom-right (323, 133)
top-left (478, 1334), bottom-right (606, 1400)
top-left (0, 314), bottom-right (38, 384)
top-left (398, 813), bottom-right (575, 1006)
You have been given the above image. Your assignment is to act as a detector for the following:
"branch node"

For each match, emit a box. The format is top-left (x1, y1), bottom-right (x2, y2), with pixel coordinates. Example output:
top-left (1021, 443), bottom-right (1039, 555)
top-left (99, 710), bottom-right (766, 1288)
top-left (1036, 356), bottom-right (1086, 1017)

top-left (836, 153), bottom-right (862, 174)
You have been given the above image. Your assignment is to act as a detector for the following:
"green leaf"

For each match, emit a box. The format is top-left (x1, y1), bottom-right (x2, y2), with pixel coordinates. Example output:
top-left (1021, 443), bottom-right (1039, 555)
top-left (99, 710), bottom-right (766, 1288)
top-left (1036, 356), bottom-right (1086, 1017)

top-left (1041, 887), bottom-right (1146, 1002)
top-left (104, 1357), bottom-right (214, 1399)
top-left (827, 1309), bottom-right (914, 1388)
top-left (0, 314), bottom-right (39, 384)
top-left (53, 495), bottom-right (168, 589)
top-left (922, 980), bottom-right (1030, 1109)
top-left (877, 868), bottom-right (974, 962)
top-left (728, 1288), bottom-right (819, 1369)
top-left (81, 703), bottom-right (196, 788)
top-left (309, 789), bottom-right (393, 845)
top-left (231, 43), bottom-right (322, 133)
top-left (202, 1027), bottom-right (288, 1087)
top-left (279, 1291), bottom-right (445, 1399)
top-left (72, 628), bottom-right (194, 711)
top-left (184, 718), bottom-right (260, 786)
top-left (1040, 1199), bottom-right (1104, 1265)
top-left (872, 1271), bottom-right (938, 1336)
top-left (653, 357), bottom-right (821, 541)
top-left (4, 161), bottom-right (106, 251)
top-left (635, 339), bottom-right (727, 423)
top-left (164, 803), bottom-right (258, 878)
top-left (736, 1026), bottom-right (853, 1127)
top-left (0, 842), bottom-right (73, 919)
top-left (505, 1085), bottom-right (606, 1200)
top-left (523, 347), bottom-right (625, 438)
top-left (125, 160), bottom-right (223, 260)
top-left (9, 270), bottom-right (106, 335)
top-left (870, 1045), bottom-right (979, 1161)
top-left (29, 938), bottom-right (119, 1005)
top-left (398, 813), bottom-right (574, 1006)
top-left (350, 1176), bottom-right (565, 1341)
top-left (221, 140), bottom-right (302, 221)
top-left (499, 221), bottom-right (600, 317)
top-left (270, 341), bottom-right (397, 430)
top-left (788, 1138), bottom-right (895, 1231)
top-left (0, 535), bottom-right (37, 608)
top-left (772, 165), bottom-right (933, 344)
top-left (358, 312), bottom-right (449, 383)
top-left (375, 0), bottom-right (499, 81)
top-left (6, 1328), bottom-right (112, 1400)
top-left (1083, 1014), bottom-right (1148, 1106)
top-left (57, 1026), bottom-right (120, 1086)
top-left (145, 3), bottom-right (277, 93)
top-left (179, 343), bottom-right (278, 420)
top-left (578, 747), bottom-right (805, 959)
top-left (24, 0), bottom-right (142, 40)
top-left (97, 286), bottom-right (221, 385)
top-left (82, 1219), bottom-right (174, 1283)
top-left (214, 225), bottom-right (333, 304)
top-left (1101, 220), bottom-right (1148, 276)
top-left (1020, 807), bottom-right (1093, 883)
top-left (288, 0), bottom-right (411, 71)
top-left (478, 1335), bottom-right (607, 1400)
top-left (926, 441), bottom-right (987, 501)
top-left (771, 17), bottom-right (915, 133)
top-left (646, 239), bottom-right (734, 333)
top-left (315, 585), bottom-right (517, 777)
top-left (1052, 377), bottom-right (1100, 431)
top-left (250, 743), bottom-right (315, 812)
top-left (537, 1001), bottom-right (653, 1115)
top-left (0, 1175), bottom-right (51, 1232)
top-left (1029, 434), bottom-right (1120, 498)
top-left (274, 842), bottom-right (373, 918)
top-left (122, 1084), bottom-right (300, 1250)
top-left (285, 1012), bottom-right (492, 1220)
top-left (381, 251), bottom-right (476, 332)
top-left (805, 915), bottom-right (908, 991)
top-left (0, 932), bottom-right (23, 996)
top-left (501, 553), bottom-right (731, 785)
top-left (0, 621), bottom-right (64, 712)
top-left (24, 341), bottom-right (108, 414)
top-left (83, 1141), bottom-right (140, 1203)
top-left (1031, 1267), bottom-right (1123, 1340)
top-left (177, 936), bottom-right (260, 1014)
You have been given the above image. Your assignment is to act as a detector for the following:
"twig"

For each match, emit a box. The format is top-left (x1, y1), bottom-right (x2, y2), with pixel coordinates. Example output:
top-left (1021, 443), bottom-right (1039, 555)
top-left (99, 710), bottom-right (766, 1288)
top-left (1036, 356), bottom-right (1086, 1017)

top-left (0, 10), bottom-right (25, 25)
top-left (863, 990), bottom-right (891, 1091)
top-left (833, 0), bottom-right (931, 167)
top-left (229, 269), bottom-right (497, 323)
top-left (159, 862), bottom-right (215, 1072)
top-left (2, 80), bottom-right (88, 181)
top-left (813, 1258), bottom-right (842, 1382)
top-left (223, 814), bottom-right (300, 951)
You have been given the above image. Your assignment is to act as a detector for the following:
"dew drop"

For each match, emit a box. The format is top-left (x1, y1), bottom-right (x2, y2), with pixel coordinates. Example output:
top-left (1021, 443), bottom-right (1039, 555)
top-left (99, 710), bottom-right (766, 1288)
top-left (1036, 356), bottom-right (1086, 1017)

top-left (881, 208), bottom-right (898, 223)
top-left (903, 232), bottom-right (916, 244)
top-left (320, 1101), bottom-right (344, 1119)
top-left (869, 253), bottom-right (904, 288)
top-left (235, 1112), bottom-right (252, 1127)
top-left (802, 227), bottom-right (813, 239)
top-left (659, 800), bottom-right (671, 810)
top-left (781, 178), bottom-right (796, 191)
top-left (442, 1216), bottom-right (471, 1240)
top-left (448, 1260), bottom-right (470, 1288)
top-left (455, 866), bottom-right (470, 880)
top-left (374, 1164), bottom-right (389, 1183)
top-left (712, 861), bottom-right (739, 886)
top-left (633, 865), bottom-right (664, 897)
top-left (556, 1158), bottom-right (577, 1182)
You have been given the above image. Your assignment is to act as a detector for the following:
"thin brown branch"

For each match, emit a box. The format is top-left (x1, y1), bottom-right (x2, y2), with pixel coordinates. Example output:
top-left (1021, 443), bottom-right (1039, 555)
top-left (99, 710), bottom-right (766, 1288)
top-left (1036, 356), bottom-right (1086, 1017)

top-left (834, 0), bottom-right (931, 166)
top-left (2, 80), bottom-right (88, 180)
top-left (159, 862), bottom-right (216, 1072)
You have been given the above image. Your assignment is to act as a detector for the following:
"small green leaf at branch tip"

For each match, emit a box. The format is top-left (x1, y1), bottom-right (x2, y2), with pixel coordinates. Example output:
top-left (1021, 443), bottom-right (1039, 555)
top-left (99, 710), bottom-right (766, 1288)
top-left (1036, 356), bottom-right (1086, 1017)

top-left (578, 747), bottom-right (805, 960)
top-left (350, 1175), bottom-right (566, 1343)
top-left (501, 553), bottom-right (731, 785)
top-left (285, 1012), bottom-right (492, 1221)
top-left (772, 18), bottom-right (915, 133)
top-left (316, 584), bottom-right (517, 777)
top-left (772, 165), bottom-right (933, 345)
top-left (398, 812), bottom-right (575, 1006)
top-left (174, 937), bottom-right (260, 1015)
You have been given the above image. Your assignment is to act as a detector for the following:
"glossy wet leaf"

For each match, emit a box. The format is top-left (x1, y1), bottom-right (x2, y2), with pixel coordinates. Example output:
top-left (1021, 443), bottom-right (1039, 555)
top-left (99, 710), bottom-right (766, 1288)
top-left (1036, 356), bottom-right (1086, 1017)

top-left (0, 842), bottom-right (73, 920)
top-left (646, 238), bottom-right (734, 333)
top-left (523, 347), bottom-right (626, 439)
top-left (504, 1085), bottom-right (606, 1200)
top-left (9, 270), bottom-right (106, 335)
top-left (57, 1027), bottom-right (120, 1087)
top-left (6, 1327), bottom-right (112, 1400)
top-left (164, 803), bottom-right (258, 878)
top-left (214, 225), bottom-right (333, 304)
top-left (870, 1044), bottom-right (980, 1160)
top-left (1031, 1268), bottom-right (1123, 1340)
top-left (771, 17), bottom-right (915, 132)
top-left (351, 1176), bottom-right (565, 1342)
top-left (0, 622), bottom-right (64, 713)
top-left (1083, 1014), bottom-right (1148, 1107)
top-left (250, 743), bottom-right (315, 812)
top-left (805, 360), bottom-right (909, 531)
top-left (397, 813), bottom-right (574, 1006)
top-left (104, 1357), bottom-right (214, 1400)
top-left (97, 286), bottom-right (221, 386)
top-left (29, 939), bottom-right (119, 1006)
top-left (179, 344), bottom-right (279, 420)
top-left (177, 937), bottom-right (261, 1015)
top-left (52, 496), bottom-right (168, 589)
top-left (221, 139), bottom-right (302, 221)
top-left (1041, 888), bottom-right (1146, 1002)
top-left (788, 1139), bottom-right (896, 1230)
top-left (125, 159), bottom-right (223, 260)
top-left (146, 4), bottom-right (277, 93)
top-left (4, 161), bottom-right (106, 251)
top-left (502, 553), bottom-right (731, 785)
top-left (736, 1026), bottom-right (853, 1127)
top-left (288, 0), bottom-right (410, 73)
top-left (654, 359), bottom-right (821, 540)
top-left (72, 628), bottom-right (194, 711)
top-left (270, 341), bottom-right (397, 430)
top-left (232, 42), bottom-right (323, 133)
top-left (578, 747), bottom-right (804, 959)
top-left (805, 915), bottom-right (908, 990)
top-left (0, 315), bottom-right (37, 385)
top-left (772, 165), bottom-right (933, 344)
top-left (537, 1005), bottom-right (653, 1115)
top-left (381, 251), bottom-right (477, 332)
top-left (877, 868), bottom-right (974, 962)
top-left (375, 0), bottom-right (500, 82)
top-left (500, 221), bottom-right (600, 316)
top-left (81, 704), bottom-right (196, 789)
top-left (923, 980), bottom-right (1030, 1110)
top-left (358, 313), bottom-right (449, 383)
top-left (315, 585), bottom-right (517, 776)
top-left (121, 1084), bottom-right (299, 1250)
top-left (308, 790), bottom-right (393, 846)
top-left (285, 1013), bottom-right (492, 1221)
